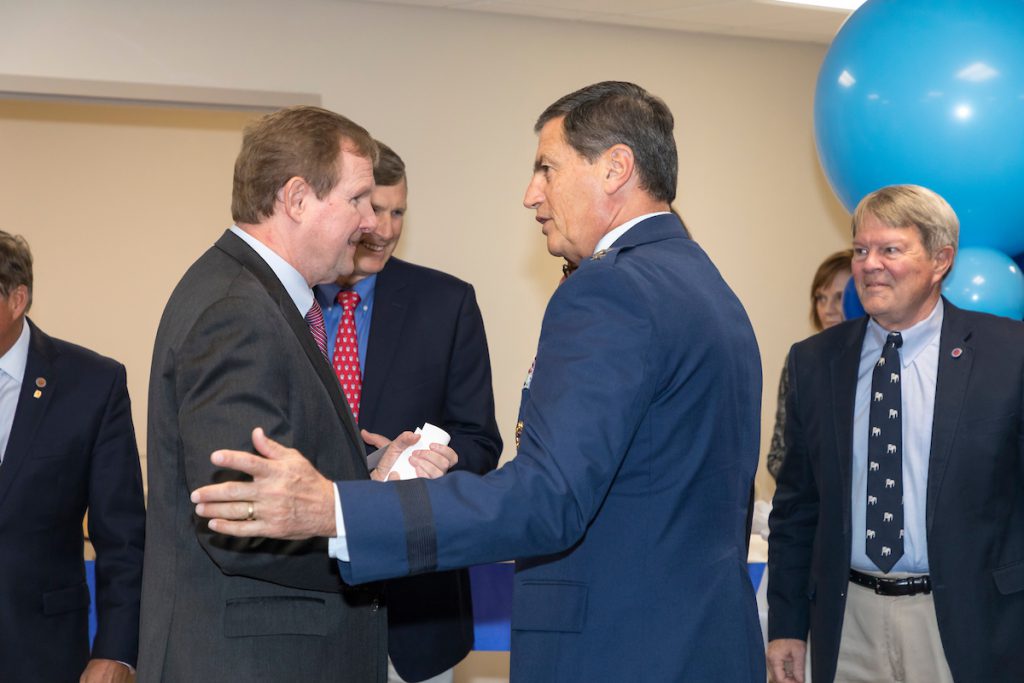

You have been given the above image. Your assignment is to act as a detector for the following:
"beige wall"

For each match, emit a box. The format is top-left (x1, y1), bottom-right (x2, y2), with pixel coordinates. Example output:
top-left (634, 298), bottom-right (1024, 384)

top-left (1, 0), bottom-right (851, 501)
top-left (1, 0), bottom-right (853, 678)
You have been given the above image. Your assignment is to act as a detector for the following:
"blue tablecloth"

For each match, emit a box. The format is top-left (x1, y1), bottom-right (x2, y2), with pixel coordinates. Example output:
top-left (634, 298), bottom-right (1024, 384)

top-left (86, 560), bottom-right (767, 652)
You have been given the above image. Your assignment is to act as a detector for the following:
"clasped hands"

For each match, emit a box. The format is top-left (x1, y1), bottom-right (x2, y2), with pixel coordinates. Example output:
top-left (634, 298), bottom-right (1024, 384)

top-left (191, 427), bottom-right (457, 540)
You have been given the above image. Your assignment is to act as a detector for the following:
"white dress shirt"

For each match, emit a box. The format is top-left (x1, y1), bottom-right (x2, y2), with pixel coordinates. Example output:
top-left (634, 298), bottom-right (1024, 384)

top-left (0, 319), bottom-right (30, 463)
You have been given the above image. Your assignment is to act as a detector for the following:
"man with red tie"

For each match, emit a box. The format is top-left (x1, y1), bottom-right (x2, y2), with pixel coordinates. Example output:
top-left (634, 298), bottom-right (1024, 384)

top-left (314, 142), bottom-right (500, 683)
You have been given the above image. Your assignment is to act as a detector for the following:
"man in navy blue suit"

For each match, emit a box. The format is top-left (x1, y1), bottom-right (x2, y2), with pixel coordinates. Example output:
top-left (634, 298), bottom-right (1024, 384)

top-left (0, 231), bottom-right (145, 682)
top-left (314, 142), bottom-right (501, 683)
top-left (768, 185), bottom-right (1024, 683)
top-left (194, 81), bottom-right (766, 681)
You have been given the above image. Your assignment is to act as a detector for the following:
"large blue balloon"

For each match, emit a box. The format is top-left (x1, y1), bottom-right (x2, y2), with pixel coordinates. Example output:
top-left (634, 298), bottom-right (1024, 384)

top-left (943, 247), bottom-right (1024, 319)
top-left (842, 275), bottom-right (866, 320)
top-left (815, 0), bottom-right (1024, 255)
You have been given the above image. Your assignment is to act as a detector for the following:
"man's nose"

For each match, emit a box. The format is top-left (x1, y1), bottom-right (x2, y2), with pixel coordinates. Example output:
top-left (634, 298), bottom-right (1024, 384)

top-left (360, 204), bottom-right (378, 232)
top-left (523, 177), bottom-right (543, 209)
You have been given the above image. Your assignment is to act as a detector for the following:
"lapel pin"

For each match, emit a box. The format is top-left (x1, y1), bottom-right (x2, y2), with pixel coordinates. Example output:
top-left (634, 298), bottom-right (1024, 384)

top-left (35, 377), bottom-right (46, 388)
top-left (951, 347), bottom-right (963, 359)
top-left (33, 390), bottom-right (41, 398)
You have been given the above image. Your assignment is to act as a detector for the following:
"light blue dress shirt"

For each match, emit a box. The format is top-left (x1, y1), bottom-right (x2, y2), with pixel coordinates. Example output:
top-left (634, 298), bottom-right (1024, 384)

top-left (850, 299), bottom-right (943, 574)
top-left (314, 275), bottom-right (376, 369)
top-left (0, 320), bottom-right (30, 463)
top-left (229, 226), bottom-right (313, 317)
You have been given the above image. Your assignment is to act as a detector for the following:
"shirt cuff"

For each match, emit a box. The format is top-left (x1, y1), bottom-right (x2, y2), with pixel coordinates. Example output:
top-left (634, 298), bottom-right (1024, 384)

top-left (327, 482), bottom-right (349, 561)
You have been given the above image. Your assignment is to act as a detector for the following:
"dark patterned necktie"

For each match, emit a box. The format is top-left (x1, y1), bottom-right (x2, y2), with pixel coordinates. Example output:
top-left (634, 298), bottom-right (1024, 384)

top-left (866, 331), bottom-right (904, 572)
top-left (305, 300), bottom-right (328, 360)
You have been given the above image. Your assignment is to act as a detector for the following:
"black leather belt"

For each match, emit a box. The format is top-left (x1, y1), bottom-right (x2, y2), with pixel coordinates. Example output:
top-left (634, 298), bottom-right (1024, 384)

top-left (850, 568), bottom-right (932, 596)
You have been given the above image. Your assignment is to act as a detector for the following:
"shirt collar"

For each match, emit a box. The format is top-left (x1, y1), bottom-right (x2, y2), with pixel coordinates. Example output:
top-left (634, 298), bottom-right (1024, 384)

top-left (865, 297), bottom-right (944, 367)
top-left (594, 212), bottom-right (670, 254)
top-left (314, 273), bottom-right (377, 308)
top-left (0, 318), bottom-right (30, 385)
top-left (230, 225), bottom-right (313, 316)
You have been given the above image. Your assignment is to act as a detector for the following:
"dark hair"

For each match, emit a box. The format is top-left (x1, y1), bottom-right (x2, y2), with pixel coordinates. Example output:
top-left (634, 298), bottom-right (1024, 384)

top-left (373, 141), bottom-right (406, 187)
top-left (0, 230), bottom-right (33, 311)
top-left (810, 249), bottom-right (853, 331)
top-left (535, 81), bottom-right (677, 203)
top-left (232, 106), bottom-right (378, 224)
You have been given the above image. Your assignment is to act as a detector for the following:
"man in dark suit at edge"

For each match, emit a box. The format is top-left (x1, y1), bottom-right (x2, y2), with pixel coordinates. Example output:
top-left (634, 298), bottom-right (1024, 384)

top-left (314, 142), bottom-right (501, 683)
top-left (0, 230), bottom-right (145, 682)
top-left (193, 81), bottom-right (766, 682)
top-left (767, 185), bottom-right (1024, 682)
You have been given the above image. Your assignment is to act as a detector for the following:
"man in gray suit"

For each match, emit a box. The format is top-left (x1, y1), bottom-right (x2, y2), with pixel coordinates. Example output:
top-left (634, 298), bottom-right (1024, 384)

top-left (139, 106), bottom-right (415, 682)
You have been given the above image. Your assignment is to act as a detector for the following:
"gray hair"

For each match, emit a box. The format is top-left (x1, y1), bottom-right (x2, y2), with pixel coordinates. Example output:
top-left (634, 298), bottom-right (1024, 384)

top-left (535, 81), bottom-right (677, 204)
top-left (852, 184), bottom-right (959, 257)
top-left (0, 230), bottom-right (32, 311)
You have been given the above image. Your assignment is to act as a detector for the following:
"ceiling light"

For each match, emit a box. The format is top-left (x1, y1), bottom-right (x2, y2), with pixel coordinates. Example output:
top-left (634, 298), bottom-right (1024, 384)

top-left (770, 0), bottom-right (867, 10)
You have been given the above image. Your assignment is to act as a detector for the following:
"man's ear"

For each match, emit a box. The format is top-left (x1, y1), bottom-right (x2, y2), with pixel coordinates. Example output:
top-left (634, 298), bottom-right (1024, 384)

top-left (933, 245), bottom-right (955, 282)
top-left (5, 284), bottom-right (29, 319)
top-left (277, 176), bottom-right (312, 222)
top-left (601, 144), bottom-right (636, 195)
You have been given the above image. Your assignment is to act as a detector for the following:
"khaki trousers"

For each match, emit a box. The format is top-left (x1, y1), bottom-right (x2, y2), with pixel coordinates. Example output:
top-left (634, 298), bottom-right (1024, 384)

top-left (835, 574), bottom-right (954, 683)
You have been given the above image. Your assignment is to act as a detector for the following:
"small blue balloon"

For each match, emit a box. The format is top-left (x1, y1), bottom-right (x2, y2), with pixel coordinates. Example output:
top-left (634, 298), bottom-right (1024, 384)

top-left (943, 247), bottom-right (1024, 319)
top-left (1013, 251), bottom-right (1024, 274)
top-left (815, 0), bottom-right (1024, 255)
top-left (842, 275), bottom-right (866, 320)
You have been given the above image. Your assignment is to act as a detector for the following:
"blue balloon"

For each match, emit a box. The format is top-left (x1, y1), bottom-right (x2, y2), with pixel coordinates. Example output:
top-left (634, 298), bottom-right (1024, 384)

top-left (1014, 251), bottom-right (1024, 274)
top-left (815, 0), bottom-right (1024, 255)
top-left (842, 275), bottom-right (866, 320)
top-left (943, 247), bottom-right (1024, 319)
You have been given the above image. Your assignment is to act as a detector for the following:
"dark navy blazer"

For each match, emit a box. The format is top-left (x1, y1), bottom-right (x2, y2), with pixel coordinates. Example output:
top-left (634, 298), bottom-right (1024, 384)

top-left (769, 300), bottom-right (1024, 682)
top-left (339, 214), bottom-right (765, 681)
top-left (0, 321), bottom-right (145, 682)
top-left (359, 257), bottom-right (501, 681)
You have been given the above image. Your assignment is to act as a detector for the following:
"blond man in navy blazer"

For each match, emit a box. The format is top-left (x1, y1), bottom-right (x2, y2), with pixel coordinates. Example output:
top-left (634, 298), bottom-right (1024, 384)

top-left (768, 185), bottom-right (1024, 682)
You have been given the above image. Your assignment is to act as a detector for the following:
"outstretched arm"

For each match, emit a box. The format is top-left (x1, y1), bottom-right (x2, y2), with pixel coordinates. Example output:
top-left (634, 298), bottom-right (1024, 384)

top-left (192, 428), bottom-right (451, 539)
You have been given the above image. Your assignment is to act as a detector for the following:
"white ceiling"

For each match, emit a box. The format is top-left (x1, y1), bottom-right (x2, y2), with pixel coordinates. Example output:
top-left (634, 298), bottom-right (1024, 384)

top-left (349, 0), bottom-right (853, 44)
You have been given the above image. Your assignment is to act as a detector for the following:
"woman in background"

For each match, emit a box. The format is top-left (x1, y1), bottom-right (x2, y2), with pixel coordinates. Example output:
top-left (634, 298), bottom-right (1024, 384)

top-left (766, 249), bottom-right (853, 479)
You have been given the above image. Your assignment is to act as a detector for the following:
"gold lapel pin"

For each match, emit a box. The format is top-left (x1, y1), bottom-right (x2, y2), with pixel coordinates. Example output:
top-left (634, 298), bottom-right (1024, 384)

top-left (33, 377), bottom-right (45, 398)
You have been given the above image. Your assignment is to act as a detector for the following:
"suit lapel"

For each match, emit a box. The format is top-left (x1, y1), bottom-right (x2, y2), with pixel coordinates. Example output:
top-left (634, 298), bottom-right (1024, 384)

top-left (831, 318), bottom-right (868, 534)
top-left (213, 231), bottom-right (364, 452)
top-left (359, 259), bottom-right (409, 427)
top-left (0, 320), bottom-right (56, 510)
top-left (926, 300), bottom-right (972, 533)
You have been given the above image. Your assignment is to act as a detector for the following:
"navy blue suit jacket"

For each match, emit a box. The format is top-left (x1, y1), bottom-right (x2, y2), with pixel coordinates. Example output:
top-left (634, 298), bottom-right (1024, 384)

top-left (359, 257), bottom-right (501, 681)
top-left (338, 215), bottom-right (765, 681)
top-left (768, 300), bottom-right (1024, 682)
top-left (0, 320), bottom-right (145, 682)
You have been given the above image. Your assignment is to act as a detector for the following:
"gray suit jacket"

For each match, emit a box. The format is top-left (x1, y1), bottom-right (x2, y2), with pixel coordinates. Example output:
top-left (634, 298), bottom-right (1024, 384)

top-left (138, 231), bottom-right (386, 682)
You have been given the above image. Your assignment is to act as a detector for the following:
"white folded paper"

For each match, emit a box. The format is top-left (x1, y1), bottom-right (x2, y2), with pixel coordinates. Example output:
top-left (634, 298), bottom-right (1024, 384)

top-left (381, 422), bottom-right (451, 480)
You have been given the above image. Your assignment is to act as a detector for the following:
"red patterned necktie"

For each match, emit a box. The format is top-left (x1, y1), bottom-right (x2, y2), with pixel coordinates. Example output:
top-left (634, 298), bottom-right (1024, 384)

top-left (305, 300), bottom-right (328, 360)
top-left (333, 290), bottom-right (363, 422)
